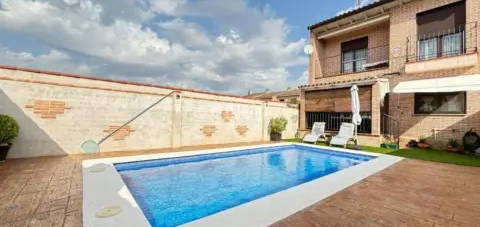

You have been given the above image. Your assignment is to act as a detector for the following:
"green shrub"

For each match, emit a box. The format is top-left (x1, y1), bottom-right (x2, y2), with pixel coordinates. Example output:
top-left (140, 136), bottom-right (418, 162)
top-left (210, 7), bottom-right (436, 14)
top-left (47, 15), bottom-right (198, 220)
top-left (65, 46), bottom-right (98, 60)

top-left (448, 138), bottom-right (459, 147)
top-left (0, 115), bottom-right (19, 144)
top-left (269, 117), bottom-right (287, 134)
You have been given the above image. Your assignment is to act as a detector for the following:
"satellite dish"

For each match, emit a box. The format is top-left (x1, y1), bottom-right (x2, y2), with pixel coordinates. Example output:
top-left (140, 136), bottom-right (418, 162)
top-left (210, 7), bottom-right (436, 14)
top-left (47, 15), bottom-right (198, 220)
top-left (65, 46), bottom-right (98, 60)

top-left (304, 44), bottom-right (314, 55)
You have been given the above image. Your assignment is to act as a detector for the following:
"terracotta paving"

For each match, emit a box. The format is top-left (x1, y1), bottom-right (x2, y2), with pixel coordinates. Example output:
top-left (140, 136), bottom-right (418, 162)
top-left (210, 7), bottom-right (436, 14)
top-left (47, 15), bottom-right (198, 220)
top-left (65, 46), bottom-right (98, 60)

top-left (271, 159), bottom-right (480, 227)
top-left (0, 142), bottom-right (269, 227)
top-left (1, 143), bottom-right (479, 227)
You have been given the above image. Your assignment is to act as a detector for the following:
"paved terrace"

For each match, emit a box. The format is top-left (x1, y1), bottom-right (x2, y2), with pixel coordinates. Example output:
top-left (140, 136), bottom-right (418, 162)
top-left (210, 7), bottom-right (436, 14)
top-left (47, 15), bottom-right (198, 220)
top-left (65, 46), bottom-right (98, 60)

top-left (0, 143), bottom-right (479, 227)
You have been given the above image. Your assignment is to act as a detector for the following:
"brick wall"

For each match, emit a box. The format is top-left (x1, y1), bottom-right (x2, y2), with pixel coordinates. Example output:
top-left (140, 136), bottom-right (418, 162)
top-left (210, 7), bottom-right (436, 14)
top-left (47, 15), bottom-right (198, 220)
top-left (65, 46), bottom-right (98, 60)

top-left (306, 0), bottom-right (480, 148)
top-left (389, 91), bottom-right (480, 148)
top-left (389, 0), bottom-right (480, 73)
top-left (0, 67), bottom-right (299, 158)
top-left (310, 22), bottom-right (390, 82)
top-left (387, 0), bottom-right (480, 148)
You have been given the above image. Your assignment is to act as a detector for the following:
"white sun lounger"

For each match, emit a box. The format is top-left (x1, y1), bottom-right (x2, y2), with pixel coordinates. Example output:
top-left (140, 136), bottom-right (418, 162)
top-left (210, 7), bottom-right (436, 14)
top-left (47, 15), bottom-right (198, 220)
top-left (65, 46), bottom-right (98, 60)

top-left (330, 122), bottom-right (355, 148)
top-left (303, 122), bottom-right (326, 144)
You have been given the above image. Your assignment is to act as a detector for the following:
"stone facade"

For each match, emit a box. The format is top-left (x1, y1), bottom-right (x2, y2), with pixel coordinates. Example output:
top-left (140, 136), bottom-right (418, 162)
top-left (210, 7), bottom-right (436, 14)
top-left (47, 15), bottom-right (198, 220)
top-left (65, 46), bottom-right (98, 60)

top-left (305, 0), bottom-right (480, 148)
top-left (0, 66), bottom-right (298, 158)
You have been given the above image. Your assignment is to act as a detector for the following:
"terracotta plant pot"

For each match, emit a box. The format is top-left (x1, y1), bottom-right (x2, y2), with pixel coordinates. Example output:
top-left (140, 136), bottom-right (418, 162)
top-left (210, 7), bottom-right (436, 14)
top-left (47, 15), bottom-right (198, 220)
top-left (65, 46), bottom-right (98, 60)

top-left (270, 132), bottom-right (282, 141)
top-left (447, 146), bottom-right (463, 153)
top-left (0, 143), bottom-right (11, 162)
top-left (418, 143), bottom-right (430, 149)
top-left (447, 146), bottom-right (457, 152)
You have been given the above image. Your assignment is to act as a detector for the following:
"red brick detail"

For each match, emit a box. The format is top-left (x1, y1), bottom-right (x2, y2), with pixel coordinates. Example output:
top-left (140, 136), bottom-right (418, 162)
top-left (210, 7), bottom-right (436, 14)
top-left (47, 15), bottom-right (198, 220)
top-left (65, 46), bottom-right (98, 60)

top-left (200, 125), bottom-right (217, 137)
top-left (221, 111), bottom-right (234, 122)
top-left (236, 125), bottom-right (249, 136)
top-left (103, 125), bottom-right (135, 141)
top-left (25, 100), bottom-right (71, 118)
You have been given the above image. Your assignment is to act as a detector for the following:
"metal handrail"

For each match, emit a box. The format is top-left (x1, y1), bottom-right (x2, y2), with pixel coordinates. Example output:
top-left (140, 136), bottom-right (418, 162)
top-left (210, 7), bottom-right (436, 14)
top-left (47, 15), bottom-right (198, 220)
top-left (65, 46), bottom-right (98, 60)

top-left (406, 22), bottom-right (478, 62)
top-left (320, 44), bottom-right (390, 77)
top-left (382, 114), bottom-right (400, 147)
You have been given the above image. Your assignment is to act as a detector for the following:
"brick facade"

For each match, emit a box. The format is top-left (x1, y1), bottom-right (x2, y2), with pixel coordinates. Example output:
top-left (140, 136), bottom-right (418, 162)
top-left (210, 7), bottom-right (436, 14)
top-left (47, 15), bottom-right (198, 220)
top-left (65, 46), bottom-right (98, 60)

top-left (388, 0), bottom-right (480, 148)
top-left (311, 22), bottom-right (390, 80)
top-left (304, 0), bottom-right (480, 148)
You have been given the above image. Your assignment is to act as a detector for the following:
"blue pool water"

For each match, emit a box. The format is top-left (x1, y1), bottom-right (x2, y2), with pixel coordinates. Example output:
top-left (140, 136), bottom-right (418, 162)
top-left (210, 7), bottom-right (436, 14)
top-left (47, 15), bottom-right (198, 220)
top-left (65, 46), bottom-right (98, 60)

top-left (115, 145), bottom-right (374, 227)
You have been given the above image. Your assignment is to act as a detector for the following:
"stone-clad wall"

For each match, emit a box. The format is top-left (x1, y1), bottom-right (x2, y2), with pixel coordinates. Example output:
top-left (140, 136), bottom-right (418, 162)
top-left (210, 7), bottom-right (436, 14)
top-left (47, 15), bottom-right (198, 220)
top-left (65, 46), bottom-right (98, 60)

top-left (0, 66), bottom-right (298, 158)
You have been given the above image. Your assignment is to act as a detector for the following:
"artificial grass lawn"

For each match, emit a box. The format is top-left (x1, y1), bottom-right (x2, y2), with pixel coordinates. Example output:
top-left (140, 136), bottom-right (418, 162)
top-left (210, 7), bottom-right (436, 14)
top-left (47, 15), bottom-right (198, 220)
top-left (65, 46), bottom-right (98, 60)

top-left (283, 138), bottom-right (480, 167)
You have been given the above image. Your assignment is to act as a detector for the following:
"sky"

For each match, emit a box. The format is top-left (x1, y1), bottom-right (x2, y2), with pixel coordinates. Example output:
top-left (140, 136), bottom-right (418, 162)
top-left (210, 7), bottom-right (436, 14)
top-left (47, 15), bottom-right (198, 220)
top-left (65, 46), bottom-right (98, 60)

top-left (0, 0), bottom-right (370, 95)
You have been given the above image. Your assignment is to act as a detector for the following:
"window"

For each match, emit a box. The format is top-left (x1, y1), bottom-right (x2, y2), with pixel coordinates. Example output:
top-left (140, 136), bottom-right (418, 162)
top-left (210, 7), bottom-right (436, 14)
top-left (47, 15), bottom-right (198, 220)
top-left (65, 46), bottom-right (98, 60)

top-left (414, 92), bottom-right (466, 114)
top-left (418, 37), bottom-right (438, 60)
top-left (442, 32), bottom-right (463, 56)
top-left (416, 1), bottom-right (466, 60)
top-left (418, 31), bottom-right (464, 60)
top-left (341, 37), bottom-right (368, 73)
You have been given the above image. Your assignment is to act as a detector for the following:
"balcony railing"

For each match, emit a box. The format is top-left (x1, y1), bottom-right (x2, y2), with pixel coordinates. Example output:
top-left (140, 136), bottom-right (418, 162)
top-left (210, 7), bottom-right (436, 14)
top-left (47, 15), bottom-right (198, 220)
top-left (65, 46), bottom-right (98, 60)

top-left (306, 112), bottom-right (372, 133)
top-left (406, 22), bottom-right (478, 62)
top-left (320, 45), bottom-right (390, 77)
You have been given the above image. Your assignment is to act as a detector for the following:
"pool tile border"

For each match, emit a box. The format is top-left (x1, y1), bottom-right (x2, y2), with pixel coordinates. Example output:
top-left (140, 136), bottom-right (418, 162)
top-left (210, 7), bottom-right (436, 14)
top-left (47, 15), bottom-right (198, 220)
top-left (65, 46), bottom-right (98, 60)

top-left (82, 143), bottom-right (403, 227)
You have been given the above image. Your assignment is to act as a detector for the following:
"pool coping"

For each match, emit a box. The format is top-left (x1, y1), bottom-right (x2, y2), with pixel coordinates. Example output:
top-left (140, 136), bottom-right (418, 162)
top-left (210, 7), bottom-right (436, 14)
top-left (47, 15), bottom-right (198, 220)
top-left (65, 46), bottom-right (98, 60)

top-left (82, 143), bottom-right (403, 227)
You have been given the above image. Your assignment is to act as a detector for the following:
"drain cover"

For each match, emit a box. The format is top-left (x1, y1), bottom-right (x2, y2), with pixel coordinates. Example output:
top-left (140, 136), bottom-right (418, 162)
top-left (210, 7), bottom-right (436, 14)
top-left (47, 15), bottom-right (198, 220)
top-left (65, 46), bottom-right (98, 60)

top-left (95, 206), bottom-right (122, 218)
top-left (88, 163), bottom-right (109, 173)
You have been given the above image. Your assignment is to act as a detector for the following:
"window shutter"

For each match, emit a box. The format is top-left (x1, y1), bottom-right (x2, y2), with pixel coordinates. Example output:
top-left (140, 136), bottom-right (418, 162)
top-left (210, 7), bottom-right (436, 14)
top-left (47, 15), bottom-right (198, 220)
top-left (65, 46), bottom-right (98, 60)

top-left (341, 37), bottom-right (368, 52)
top-left (416, 1), bottom-right (466, 38)
top-left (305, 86), bottom-right (372, 112)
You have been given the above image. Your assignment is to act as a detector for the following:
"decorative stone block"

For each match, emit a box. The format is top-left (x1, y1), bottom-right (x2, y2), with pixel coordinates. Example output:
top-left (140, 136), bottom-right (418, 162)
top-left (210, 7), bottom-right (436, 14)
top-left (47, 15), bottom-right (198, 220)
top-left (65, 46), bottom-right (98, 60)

top-left (25, 100), bottom-right (71, 118)
top-left (236, 125), bottom-right (249, 136)
top-left (200, 125), bottom-right (217, 137)
top-left (103, 125), bottom-right (135, 140)
top-left (221, 111), bottom-right (234, 122)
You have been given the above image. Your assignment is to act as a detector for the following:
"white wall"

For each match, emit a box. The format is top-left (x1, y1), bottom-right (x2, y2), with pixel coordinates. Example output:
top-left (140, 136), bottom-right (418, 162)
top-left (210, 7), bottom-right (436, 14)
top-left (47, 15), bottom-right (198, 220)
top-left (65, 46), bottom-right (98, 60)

top-left (0, 67), bottom-right (299, 158)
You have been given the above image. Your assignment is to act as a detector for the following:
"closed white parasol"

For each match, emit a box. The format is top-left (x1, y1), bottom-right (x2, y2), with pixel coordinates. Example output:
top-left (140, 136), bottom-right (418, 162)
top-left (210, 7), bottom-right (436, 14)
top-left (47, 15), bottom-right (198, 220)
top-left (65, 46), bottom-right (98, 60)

top-left (351, 85), bottom-right (362, 147)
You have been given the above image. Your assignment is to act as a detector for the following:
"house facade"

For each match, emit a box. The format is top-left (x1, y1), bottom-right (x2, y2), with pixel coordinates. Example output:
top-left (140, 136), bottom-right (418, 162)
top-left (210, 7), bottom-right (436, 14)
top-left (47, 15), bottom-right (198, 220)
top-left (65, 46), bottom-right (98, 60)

top-left (300, 0), bottom-right (480, 148)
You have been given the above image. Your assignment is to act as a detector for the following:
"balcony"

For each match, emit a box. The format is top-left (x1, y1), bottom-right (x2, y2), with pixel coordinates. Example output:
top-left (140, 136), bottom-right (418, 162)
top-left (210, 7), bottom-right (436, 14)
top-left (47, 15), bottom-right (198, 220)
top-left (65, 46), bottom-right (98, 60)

top-left (320, 45), bottom-right (390, 78)
top-left (405, 22), bottom-right (478, 73)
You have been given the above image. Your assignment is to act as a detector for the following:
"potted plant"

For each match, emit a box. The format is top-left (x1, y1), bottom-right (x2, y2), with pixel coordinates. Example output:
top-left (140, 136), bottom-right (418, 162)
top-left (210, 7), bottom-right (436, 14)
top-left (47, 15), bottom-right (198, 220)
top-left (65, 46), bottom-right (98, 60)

top-left (0, 115), bottom-right (19, 162)
top-left (269, 117), bottom-right (287, 141)
top-left (417, 136), bottom-right (430, 149)
top-left (447, 138), bottom-right (461, 153)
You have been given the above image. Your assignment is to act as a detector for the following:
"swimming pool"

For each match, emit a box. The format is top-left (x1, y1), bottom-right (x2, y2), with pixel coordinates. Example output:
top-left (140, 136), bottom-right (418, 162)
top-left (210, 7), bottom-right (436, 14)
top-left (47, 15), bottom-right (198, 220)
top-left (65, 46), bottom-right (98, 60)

top-left (114, 145), bottom-right (374, 227)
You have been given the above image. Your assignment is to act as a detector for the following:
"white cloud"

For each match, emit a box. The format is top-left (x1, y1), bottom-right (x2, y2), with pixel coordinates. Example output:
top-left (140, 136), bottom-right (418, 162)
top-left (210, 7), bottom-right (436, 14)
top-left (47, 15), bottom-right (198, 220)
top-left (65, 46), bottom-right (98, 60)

top-left (157, 19), bottom-right (212, 49)
top-left (150, 0), bottom-right (186, 16)
top-left (297, 70), bottom-right (309, 85)
top-left (0, 0), bottom-right (307, 94)
top-left (0, 47), bottom-right (92, 74)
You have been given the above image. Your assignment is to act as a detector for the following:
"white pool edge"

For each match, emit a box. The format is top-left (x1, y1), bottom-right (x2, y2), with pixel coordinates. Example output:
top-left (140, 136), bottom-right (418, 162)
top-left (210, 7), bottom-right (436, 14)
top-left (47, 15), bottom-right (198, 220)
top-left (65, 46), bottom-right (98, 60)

top-left (82, 143), bottom-right (403, 227)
